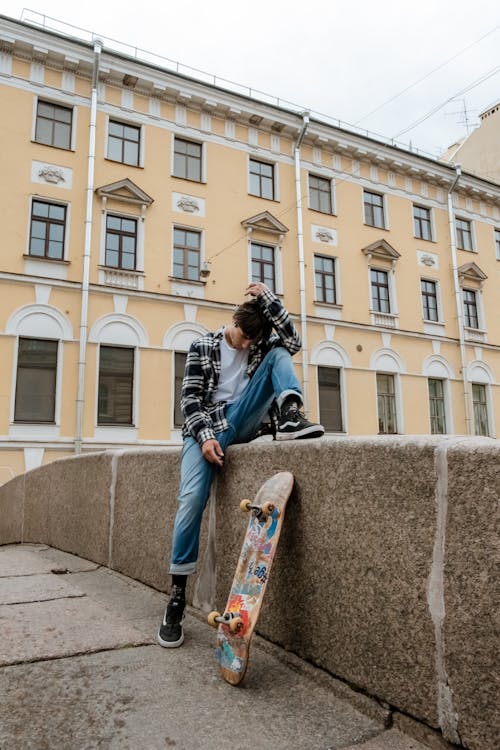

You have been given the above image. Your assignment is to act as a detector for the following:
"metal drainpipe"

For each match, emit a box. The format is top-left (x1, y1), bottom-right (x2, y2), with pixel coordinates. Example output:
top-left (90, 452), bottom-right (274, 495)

top-left (447, 164), bottom-right (472, 435)
top-left (294, 112), bottom-right (310, 412)
top-left (75, 39), bottom-right (102, 454)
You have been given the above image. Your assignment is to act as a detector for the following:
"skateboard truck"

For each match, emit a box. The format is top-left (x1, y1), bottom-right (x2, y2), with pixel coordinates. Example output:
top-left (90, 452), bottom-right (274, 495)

top-left (239, 498), bottom-right (280, 520)
top-left (208, 610), bottom-right (244, 633)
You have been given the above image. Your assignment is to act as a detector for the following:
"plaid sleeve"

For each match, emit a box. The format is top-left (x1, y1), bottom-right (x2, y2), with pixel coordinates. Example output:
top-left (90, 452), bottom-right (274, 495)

top-left (180, 341), bottom-right (216, 446)
top-left (257, 286), bottom-right (301, 354)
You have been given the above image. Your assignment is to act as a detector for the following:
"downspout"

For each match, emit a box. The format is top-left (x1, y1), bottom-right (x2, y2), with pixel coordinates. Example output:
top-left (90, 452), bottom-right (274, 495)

top-left (447, 165), bottom-right (472, 435)
top-left (75, 39), bottom-right (102, 454)
top-left (294, 112), bottom-right (310, 412)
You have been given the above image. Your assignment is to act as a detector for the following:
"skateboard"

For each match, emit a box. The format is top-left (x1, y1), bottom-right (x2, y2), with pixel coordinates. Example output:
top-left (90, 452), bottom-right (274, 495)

top-left (208, 471), bottom-right (294, 685)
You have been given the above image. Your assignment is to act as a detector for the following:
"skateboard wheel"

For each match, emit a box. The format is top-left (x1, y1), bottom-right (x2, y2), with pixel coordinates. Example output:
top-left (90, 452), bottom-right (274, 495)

top-left (239, 499), bottom-right (252, 512)
top-left (229, 617), bottom-right (244, 633)
top-left (207, 610), bottom-right (221, 628)
top-left (261, 502), bottom-right (278, 517)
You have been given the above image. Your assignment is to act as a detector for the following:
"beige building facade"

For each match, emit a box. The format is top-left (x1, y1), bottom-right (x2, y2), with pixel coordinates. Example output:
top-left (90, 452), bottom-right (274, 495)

top-left (0, 15), bottom-right (499, 484)
top-left (441, 100), bottom-right (500, 184)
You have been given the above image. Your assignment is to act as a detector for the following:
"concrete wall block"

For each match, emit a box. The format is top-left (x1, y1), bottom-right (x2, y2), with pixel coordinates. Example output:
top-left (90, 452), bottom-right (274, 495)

top-left (215, 438), bottom-right (440, 726)
top-left (444, 440), bottom-right (500, 750)
top-left (110, 449), bottom-right (182, 594)
top-left (0, 474), bottom-right (25, 544)
top-left (24, 453), bottom-right (113, 565)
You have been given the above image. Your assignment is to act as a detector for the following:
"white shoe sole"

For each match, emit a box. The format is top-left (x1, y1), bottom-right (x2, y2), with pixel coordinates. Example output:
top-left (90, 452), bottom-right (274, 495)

top-left (276, 425), bottom-right (325, 441)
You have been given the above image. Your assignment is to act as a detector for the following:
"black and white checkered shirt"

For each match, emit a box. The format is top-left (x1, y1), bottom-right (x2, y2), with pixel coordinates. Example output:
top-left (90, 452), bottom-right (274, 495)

top-left (181, 287), bottom-right (301, 445)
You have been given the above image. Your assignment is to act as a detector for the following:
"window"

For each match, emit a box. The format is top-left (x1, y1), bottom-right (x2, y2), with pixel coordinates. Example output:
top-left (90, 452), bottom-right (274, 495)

top-left (421, 279), bottom-right (439, 321)
top-left (376, 373), bottom-right (397, 434)
top-left (251, 242), bottom-right (275, 292)
top-left (494, 228), bottom-right (500, 260)
top-left (309, 175), bottom-right (333, 214)
top-left (472, 383), bottom-right (489, 436)
top-left (370, 269), bottom-right (390, 313)
top-left (463, 289), bottom-right (479, 329)
top-left (107, 120), bottom-right (140, 166)
top-left (173, 227), bottom-right (201, 281)
top-left (174, 352), bottom-right (187, 428)
top-left (363, 190), bottom-right (385, 228)
top-left (105, 215), bottom-right (137, 270)
top-left (35, 100), bottom-right (72, 149)
top-left (456, 218), bottom-right (473, 251)
top-left (14, 338), bottom-right (57, 422)
top-left (414, 205), bottom-right (432, 241)
top-left (98, 346), bottom-right (134, 425)
top-left (249, 159), bottom-right (274, 200)
top-left (318, 366), bottom-right (342, 431)
top-left (314, 255), bottom-right (336, 304)
top-left (29, 200), bottom-right (66, 260)
top-left (173, 137), bottom-right (202, 181)
top-left (428, 378), bottom-right (446, 434)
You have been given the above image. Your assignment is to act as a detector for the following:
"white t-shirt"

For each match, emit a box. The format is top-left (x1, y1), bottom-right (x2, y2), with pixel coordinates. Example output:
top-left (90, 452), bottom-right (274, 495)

top-left (213, 330), bottom-right (250, 404)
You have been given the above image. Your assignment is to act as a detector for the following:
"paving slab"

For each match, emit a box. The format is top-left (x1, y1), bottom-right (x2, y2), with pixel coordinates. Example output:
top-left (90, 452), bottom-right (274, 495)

top-left (341, 728), bottom-right (438, 749)
top-left (0, 597), bottom-right (151, 666)
top-left (0, 573), bottom-right (85, 605)
top-left (0, 546), bottom-right (67, 576)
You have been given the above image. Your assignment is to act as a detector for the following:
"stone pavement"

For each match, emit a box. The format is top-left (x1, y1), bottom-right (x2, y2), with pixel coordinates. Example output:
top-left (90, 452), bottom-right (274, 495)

top-left (0, 544), bottom-right (451, 750)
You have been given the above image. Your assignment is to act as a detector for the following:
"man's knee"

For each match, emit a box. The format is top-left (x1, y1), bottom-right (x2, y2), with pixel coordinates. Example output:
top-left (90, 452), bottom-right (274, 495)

top-left (264, 346), bottom-right (291, 364)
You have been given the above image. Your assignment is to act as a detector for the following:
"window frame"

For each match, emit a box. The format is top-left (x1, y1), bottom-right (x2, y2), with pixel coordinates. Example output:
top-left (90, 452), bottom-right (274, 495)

top-left (420, 278), bottom-right (440, 322)
top-left (104, 214), bottom-right (138, 271)
top-left (462, 288), bottom-right (480, 329)
top-left (173, 351), bottom-right (188, 429)
top-left (33, 98), bottom-right (74, 151)
top-left (471, 382), bottom-right (490, 437)
top-left (14, 337), bottom-right (58, 424)
top-left (455, 216), bottom-right (474, 251)
top-left (494, 227), bottom-right (500, 260)
top-left (172, 226), bottom-right (202, 282)
top-left (370, 268), bottom-right (391, 313)
top-left (172, 136), bottom-right (203, 182)
top-left (250, 241), bottom-right (277, 292)
top-left (314, 254), bottom-right (337, 305)
top-left (428, 377), bottom-right (447, 434)
top-left (317, 365), bottom-right (343, 432)
top-left (249, 157), bottom-right (276, 201)
top-left (376, 372), bottom-right (398, 434)
top-left (28, 199), bottom-right (68, 261)
top-left (308, 173), bottom-right (334, 214)
top-left (97, 344), bottom-right (135, 426)
top-left (106, 118), bottom-right (142, 167)
top-left (363, 189), bottom-right (386, 229)
top-left (413, 204), bottom-right (433, 241)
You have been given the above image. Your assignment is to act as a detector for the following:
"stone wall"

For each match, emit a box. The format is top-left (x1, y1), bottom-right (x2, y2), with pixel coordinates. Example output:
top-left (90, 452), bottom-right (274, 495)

top-left (0, 437), bottom-right (498, 750)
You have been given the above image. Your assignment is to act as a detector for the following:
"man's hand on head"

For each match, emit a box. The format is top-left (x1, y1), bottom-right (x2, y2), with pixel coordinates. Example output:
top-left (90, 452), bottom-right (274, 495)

top-left (201, 438), bottom-right (225, 466)
top-left (245, 282), bottom-right (267, 298)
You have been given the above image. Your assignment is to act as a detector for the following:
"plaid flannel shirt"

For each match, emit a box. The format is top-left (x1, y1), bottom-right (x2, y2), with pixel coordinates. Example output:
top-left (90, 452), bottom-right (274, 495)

top-left (181, 287), bottom-right (301, 446)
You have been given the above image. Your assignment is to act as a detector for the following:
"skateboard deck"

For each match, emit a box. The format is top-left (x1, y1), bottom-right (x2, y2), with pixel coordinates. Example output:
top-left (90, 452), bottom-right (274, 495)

top-left (208, 471), bottom-right (294, 685)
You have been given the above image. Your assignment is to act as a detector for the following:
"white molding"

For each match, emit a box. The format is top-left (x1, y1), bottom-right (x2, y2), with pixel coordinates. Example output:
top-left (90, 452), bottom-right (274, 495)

top-left (310, 341), bottom-right (351, 368)
top-left (88, 313), bottom-right (148, 347)
top-left (6, 304), bottom-right (73, 339)
top-left (163, 321), bottom-right (207, 350)
top-left (370, 347), bottom-right (405, 373)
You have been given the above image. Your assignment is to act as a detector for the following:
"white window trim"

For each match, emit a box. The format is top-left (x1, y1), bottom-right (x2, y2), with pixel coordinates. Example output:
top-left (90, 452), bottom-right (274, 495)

top-left (32, 95), bottom-right (77, 151)
top-left (315, 365), bottom-right (348, 434)
top-left (9, 337), bottom-right (63, 433)
top-left (413, 202), bottom-right (436, 243)
top-left (248, 238), bottom-right (283, 295)
top-left (171, 224), bottom-right (205, 282)
top-left (171, 133), bottom-right (206, 183)
top-left (104, 114), bottom-right (145, 168)
top-left (94, 342), bottom-right (140, 434)
top-left (368, 264), bottom-right (398, 317)
top-left (427, 376), bottom-right (453, 435)
top-left (455, 215), bottom-right (476, 252)
top-left (420, 277), bottom-right (444, 324)
top-left (362, 189), bottom-right (388, 230)
top-left (313, 254), bottom-right (340, 306)
top-left (308, 173), bottom-right (336, 215)
top-left (462, 287), bottom-right (486, 332)
top-left (100, 209), bottom-right (145, 273)
top-left (26, 195), bottom-right (71, 262)
top-left (376, 371), bottom-right (404, 434)
top-left (247, 155), bottom-right (279, 202)
top-left (470, 381), bottom-right (494, 438)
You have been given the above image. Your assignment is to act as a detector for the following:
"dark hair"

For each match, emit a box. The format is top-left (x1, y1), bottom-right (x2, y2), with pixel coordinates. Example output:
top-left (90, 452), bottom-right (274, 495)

top-left (232, 299), bottom-right (272, 341)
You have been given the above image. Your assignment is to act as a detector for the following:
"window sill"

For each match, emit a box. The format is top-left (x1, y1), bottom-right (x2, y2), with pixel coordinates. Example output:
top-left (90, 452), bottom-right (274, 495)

top-left (314, 302), bottom-right (342, 321)
top-left (309, 208), bottom-right (337, 217)
top-left (105, 157), bottom-right (143, 169)
top-left (464, 327), bottom-right (487, 343)
top-left (9, 423), bottom-right (60, 439)
top-left (370, 311), bottom-right (398, 328)
top-left (31, 140), bottom-right (75, 153)
top-left (94, 426), bottom-right (138, 442)
top-left (423, 320), bottom-right (445, 335)
top-left (171, 175), bottom-right (205, 185)
top-left (414, 236), bottom-right (436, 243)
top-left (98, 266), bottom-right (145, 290)
top-left (23, 254), bottom-right (69, 265)
top-left (168, 276), bottom-right (206, 286)
top-left (364, 223), bottom-right (388, 231)
top-left (248, 193), bottom-right (278, 202)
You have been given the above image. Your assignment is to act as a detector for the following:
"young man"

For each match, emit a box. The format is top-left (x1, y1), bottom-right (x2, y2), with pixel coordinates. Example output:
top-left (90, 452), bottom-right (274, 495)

top-left (158, 282), bottom-right (324, 647)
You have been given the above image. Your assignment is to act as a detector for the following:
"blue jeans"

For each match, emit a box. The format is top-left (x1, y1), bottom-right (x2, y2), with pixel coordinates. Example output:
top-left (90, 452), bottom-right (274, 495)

top-left (169, 347), bottom-right (301, 574)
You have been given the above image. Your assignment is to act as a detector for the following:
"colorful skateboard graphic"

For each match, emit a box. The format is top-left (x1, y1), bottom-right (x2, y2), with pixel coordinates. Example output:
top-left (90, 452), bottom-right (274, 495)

top-left (208, 471), bottom-right (294, 685)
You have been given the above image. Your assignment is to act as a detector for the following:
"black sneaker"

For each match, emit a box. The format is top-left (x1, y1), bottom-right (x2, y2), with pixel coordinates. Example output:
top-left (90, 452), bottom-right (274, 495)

top-left (277, 399), bottom-right (325, 441)
top-left (157, 586), bottom-right (185, 648)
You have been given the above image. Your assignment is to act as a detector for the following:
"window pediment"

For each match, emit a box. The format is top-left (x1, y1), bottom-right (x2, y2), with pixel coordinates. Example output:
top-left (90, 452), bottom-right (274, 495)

top-left (241, 211), bottom-right (289, 237)
top-left (96, 178), bottom-right (154, 207)
top-left (458, 262), bottom-right (487, 287)
top-left (362, 239), bottom-right (401, 263)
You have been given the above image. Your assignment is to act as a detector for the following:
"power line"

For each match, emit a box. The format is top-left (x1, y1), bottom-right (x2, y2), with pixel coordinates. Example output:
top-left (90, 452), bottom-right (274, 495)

top-left (354, 24), bottom-right (500, 125)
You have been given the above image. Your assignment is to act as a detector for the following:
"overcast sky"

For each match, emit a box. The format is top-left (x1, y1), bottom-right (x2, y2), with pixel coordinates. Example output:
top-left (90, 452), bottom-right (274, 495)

top-left (3, 1), bottom-right (500, 158)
